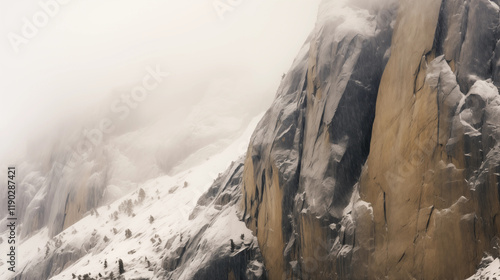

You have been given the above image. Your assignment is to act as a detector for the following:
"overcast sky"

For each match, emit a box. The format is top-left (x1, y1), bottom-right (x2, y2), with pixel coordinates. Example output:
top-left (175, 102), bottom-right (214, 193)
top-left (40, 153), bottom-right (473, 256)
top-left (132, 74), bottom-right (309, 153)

top-left (0, 0), bottom-right (321, 161)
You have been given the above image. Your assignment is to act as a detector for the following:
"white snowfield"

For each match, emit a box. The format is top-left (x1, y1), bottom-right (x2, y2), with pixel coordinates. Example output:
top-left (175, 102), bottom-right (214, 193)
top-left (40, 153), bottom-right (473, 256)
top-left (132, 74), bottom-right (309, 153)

top-left (468, 256), bottom-right (500, 280)
top-left (0, 114), bottom-right (263, 280)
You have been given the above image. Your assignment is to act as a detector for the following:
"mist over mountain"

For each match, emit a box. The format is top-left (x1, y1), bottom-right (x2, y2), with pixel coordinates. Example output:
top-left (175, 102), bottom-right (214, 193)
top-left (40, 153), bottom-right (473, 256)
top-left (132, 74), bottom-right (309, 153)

top-left (2, 0), bottom-right (500, 279)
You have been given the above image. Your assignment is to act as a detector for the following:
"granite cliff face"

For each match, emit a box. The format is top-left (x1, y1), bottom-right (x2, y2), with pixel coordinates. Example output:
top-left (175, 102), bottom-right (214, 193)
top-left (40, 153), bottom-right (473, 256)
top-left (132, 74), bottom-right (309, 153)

top-left (240, 0), bottom-right (500, 279)
top-left (6, 0), bottom-right (500, 279)
top-left (241, 0), bottom-right (397, 278)
top-left (355, 0), bottom-right (500, 278)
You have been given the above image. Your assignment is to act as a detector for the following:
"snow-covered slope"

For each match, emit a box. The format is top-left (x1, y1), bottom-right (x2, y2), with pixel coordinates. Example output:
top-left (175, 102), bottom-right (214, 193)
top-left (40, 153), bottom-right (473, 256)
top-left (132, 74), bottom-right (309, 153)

top-left (468, 257), bottom-right (500, 280)
top-left (0, 80), bottom-right (259, 240)
top-left (5, 0), bottom-right (500, 279)
top-left (0, 114), bottom-right (266, 280)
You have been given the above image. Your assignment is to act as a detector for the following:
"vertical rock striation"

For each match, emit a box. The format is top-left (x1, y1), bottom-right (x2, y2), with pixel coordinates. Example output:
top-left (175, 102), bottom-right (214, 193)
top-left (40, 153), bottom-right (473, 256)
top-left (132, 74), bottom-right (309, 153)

top-left (353, 0), bottom-right (500, 279)
top-left (241, 0), bottom-right (397, 278)
top-left (241, 0), bottom-right (500, 278)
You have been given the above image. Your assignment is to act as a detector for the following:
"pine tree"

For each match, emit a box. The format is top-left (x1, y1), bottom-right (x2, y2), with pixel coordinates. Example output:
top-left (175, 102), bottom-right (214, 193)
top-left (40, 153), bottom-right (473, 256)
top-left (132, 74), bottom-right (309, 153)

top-left (230, 239), bottom-right (235, 252)
top-left (118, 259), bottom-right (125, 275)
top-left (138, 188), bottom-right (146, 202)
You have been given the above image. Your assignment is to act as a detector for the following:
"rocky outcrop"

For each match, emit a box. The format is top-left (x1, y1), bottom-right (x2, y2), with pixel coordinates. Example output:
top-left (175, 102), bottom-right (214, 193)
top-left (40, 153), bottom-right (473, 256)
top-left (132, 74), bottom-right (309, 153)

top-left (20, 145), bottom-right (109, 238)
top-left (354, 0), bottom-right (500, 278)
top-left (162, 158), bottom-right (267, 280)
top-left (240, 0), bottom-right (500, 279)
top-left (241, 0), bottom-right (397, 278)
top-left (14, 229), bottom-right (100, 280)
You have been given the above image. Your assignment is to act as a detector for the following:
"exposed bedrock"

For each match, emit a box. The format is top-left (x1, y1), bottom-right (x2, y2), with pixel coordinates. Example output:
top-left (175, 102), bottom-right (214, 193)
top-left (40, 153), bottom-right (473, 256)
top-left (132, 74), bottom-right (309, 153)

top-left (355, 0), bottom-right (500, 279)
top-left (241, 0), bottom-right (500, 279)
top-left (241, 0), bottom-right (397, 278)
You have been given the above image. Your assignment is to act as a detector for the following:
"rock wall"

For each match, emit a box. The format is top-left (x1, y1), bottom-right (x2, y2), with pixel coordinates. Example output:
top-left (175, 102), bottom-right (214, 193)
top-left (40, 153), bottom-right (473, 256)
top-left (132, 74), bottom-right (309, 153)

top-left (241, 0), bottom-right (500, 278)
top-left (241, 0), bottom-right (397, 278)
top-left (355, 0), bottom-right (500, 278)
top-left (19, 143), bottom-right (109, 238)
